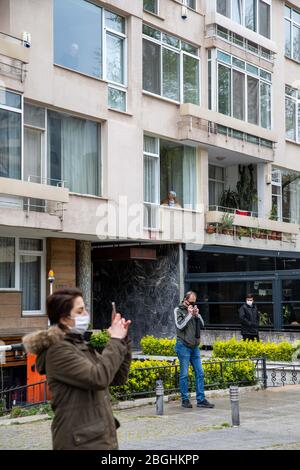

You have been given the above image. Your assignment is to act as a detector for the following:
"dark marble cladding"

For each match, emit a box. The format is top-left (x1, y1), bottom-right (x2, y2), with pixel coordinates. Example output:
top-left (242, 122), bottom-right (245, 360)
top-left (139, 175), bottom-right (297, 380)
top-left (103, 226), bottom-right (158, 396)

top-left (92, 245), bottom-right (180, 348)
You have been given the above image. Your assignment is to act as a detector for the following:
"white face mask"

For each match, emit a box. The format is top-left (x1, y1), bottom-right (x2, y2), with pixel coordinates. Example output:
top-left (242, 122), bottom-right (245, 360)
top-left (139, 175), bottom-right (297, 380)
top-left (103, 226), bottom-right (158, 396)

top-left (246, 300), bottom-right (253, 307)
top-left (74, 314), bottom-right (90, 333)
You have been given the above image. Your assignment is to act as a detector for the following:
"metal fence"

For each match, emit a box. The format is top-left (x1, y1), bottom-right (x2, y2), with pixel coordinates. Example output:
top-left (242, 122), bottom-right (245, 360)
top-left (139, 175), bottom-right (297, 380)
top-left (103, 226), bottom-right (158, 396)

top-left (2, 357), bottom-right (300, 411)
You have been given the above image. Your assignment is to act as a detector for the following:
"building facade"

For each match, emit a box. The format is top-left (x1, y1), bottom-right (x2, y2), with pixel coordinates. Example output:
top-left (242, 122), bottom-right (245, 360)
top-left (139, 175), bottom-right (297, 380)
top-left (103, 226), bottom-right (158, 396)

top-left (0, 0), bottom-right (300, 384)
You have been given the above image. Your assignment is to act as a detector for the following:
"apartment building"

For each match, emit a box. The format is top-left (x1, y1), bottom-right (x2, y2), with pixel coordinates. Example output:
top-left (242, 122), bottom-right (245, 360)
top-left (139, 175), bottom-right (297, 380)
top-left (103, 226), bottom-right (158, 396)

top-left (0, 0), bottom-right (300, 385)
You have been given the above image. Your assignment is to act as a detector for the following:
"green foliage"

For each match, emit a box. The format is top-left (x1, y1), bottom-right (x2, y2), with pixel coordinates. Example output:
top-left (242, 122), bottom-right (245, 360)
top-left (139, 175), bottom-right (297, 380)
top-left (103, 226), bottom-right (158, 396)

top-left (89, 330), bottom-right (110, 351)
top-left (292, 340), bottom-right (300, 360)
top-left (212, 338), bottom-right (293, 361)
top-left (9, 403), bottom-right (53, 418)
top-left (140, 335), bottom-right (177, 356)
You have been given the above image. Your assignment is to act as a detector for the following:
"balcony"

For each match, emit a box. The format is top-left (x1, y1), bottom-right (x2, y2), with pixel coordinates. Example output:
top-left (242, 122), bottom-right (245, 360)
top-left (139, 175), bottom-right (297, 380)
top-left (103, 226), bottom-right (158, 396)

top-left (205, 206), bottom-right (299, 250)
top-left (0, 177), bottom-right (69, 231)
top-left (178, 104), bottom-right (276, 160)
top-left (0, 31), bottom-right (29, 82)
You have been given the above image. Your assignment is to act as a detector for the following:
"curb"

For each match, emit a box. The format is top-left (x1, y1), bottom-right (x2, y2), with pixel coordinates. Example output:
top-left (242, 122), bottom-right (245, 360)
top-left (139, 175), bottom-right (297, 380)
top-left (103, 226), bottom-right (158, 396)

top-left (0, 414), bottom-right (50, 426)
top-left (112, 384), bottom-right (262, 411)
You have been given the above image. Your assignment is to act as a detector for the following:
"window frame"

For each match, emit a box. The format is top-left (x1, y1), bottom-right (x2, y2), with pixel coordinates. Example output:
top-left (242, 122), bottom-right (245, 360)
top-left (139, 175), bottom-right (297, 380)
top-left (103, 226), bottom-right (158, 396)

top-left (53, 1), bottom-right (127, 111)
top-left (285, 85), bottom-right (300, 144)
top-left (213, 49), bottom-right (272, 129)
top-left (216, 0), bottom-right (272, 39)
top-left (285, 4), bottom-right (300, 62)
top-left (0, 236), bottom-right (46, 316)
top-left (143, 0), bottom-right (159, 15)
top-left (142, 25), bottom-right (200, 105)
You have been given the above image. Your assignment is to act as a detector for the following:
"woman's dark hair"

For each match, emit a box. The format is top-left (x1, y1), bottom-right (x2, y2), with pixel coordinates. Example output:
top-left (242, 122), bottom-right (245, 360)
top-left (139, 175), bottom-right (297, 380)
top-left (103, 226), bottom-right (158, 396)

top-left (246, 293), bottom-right (254, 299)
top-left (183, 290), bottom-right (197, 302)
top-left (47, 288), bottom-right (83, 325)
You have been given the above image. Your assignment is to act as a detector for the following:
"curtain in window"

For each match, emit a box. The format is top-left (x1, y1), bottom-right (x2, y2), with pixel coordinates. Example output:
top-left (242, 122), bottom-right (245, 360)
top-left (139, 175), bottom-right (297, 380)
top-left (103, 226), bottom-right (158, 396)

top-left (162, 49), bottom-right (180, 101)
top-left (0, 110), bottom-right (21, 179)
top-left (183, 55), bottom-right (199, 105)
top-left (259, 0), bottom-right (270, 38)
top-left (233, 70), bottom-right (245, 120)
top-left (24, 128), bottom-right (42, 182)
top-left (160, 145), bottom-right (182, 205)
top-left (144, 156), bottom-right (158, 203)
top-left (247, 76), bottom-right (259, 125)
top-left (217, 0), bottom-right (230, 17)
top-left (48, 111), bottom-right (99, 195)
top-left (20, 255), bottom-right (41, 311)
top-left (143, 40), bottom-right (161, 95)
top-left (182, 146), bottom-right (196, 209)
top-left (0, 237), bottom-right (15, 288)
top-left (232, 0), bottom-right (242, 24)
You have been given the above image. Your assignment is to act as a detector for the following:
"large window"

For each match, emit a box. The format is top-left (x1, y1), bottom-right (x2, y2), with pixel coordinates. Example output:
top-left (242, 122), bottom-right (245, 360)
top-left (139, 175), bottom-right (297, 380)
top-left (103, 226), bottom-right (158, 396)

top-left (285, 5), bottom-right (300, 62)
top-left (0, 237), bottom-right (45, 314)
top-left (217, 0), bottom-right (271, 38)
top-left (143, 25), bottom-right (200, 105)
top-left (272, 166), bottom-right (300, 224)
top-left (0, 90), bottom-right (22, 180)
top-left (53, 0), bottom-right (126, 111)
top-left (285, 85), bottom-right (300, 143)
top-left (48, 110), bottom-right (100, 196)
top-left (213, 50), bottom-right (272, 128)
top-left (143, 135), bottom-right (197, 228)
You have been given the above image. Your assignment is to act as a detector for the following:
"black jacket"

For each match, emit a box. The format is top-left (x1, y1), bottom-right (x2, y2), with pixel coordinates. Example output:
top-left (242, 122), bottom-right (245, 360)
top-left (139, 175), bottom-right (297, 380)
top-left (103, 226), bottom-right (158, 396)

top-left (239, 303), bottom-right (259, 335)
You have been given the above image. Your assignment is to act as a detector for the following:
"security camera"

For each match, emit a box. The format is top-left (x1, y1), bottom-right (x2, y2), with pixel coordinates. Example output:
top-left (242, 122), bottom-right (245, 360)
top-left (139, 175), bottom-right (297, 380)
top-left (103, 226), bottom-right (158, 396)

top-left (181, 6), bottom-right (188, 19)
top-left (22, 32), bottom-right (31, 48)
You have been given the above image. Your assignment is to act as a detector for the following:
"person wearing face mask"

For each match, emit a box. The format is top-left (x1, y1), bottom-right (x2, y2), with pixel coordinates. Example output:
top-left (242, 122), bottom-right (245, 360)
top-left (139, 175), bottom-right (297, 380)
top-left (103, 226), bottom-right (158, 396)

top-left (174, 291), bottom-right (215, 409)
top-left (239, 293), bottom-right (260, 341)
top-left (22, 288), bottom-right (131, 450)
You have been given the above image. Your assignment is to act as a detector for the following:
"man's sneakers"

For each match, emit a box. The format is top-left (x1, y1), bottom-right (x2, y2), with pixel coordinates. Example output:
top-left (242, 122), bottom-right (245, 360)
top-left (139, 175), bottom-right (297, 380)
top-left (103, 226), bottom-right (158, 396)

top-left (197, 398), bottom-right (215, 408)
top-left (182, 400), bottom-right (193, 408)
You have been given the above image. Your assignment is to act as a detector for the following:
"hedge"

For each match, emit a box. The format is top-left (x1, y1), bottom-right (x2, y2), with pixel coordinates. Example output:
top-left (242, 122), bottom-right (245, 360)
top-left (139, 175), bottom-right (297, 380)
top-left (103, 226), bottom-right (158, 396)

top-left (140, 335), bottom-right (177, 356)
top-left (212, 338), bottom-right (293, 361)
top-left (110, 357), bottom-right (256, 400)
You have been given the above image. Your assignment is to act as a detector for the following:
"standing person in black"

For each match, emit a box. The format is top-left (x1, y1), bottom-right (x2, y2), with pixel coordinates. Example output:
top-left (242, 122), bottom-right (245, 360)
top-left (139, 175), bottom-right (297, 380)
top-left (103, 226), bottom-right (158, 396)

top-left (239, 293), bottom-right (260, 341)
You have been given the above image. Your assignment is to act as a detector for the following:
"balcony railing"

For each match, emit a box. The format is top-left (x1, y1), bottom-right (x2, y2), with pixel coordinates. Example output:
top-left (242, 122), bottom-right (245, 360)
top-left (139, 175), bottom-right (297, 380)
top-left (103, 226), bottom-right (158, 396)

top-left (0, 31), bottom-right (29, 82)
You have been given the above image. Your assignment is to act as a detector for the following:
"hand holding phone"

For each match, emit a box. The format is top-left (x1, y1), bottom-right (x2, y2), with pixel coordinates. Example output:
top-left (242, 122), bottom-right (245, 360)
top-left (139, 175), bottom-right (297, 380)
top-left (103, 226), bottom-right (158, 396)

top-left (111, 301), bottom-right (117, 321)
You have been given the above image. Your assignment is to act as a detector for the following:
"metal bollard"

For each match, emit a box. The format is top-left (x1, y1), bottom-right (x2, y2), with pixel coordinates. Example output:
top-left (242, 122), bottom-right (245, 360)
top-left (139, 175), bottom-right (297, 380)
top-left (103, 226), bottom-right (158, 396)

top-left (155, 379), bottom-right (164, 415)
top-left (229, 385), bottom-right (240, 427)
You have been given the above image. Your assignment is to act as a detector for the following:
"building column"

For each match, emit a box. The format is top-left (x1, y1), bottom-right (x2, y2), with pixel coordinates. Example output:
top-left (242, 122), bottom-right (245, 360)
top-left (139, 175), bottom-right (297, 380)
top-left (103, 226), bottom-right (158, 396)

top-left (257, 163), bottom-right (272, 218)
top-left (198, 148), bottom-right (209, 211)
top-left (76, 241), bottom-right (92, 317)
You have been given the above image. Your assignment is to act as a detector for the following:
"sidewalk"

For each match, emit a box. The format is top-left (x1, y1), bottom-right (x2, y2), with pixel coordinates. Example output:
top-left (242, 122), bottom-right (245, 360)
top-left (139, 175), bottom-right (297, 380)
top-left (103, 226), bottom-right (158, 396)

top-left (0, 385), bottom-right (300, 450)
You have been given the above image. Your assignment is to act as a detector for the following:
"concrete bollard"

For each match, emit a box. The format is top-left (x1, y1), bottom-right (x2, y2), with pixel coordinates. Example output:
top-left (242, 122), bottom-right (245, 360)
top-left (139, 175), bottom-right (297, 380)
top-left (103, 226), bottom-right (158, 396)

top-left (229, 385), bottom-right (240, 427)
top-left (155, 379), bottom-right (164, 415)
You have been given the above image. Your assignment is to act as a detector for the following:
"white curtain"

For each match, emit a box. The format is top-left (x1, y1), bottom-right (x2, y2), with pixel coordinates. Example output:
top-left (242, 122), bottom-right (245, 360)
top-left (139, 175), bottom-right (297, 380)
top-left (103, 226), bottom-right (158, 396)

top-left (24, 128), bottom-right (41, 182)
top-left (183, 146), bottom-right (196, 209)
top-left (0, 110), bottom-right (21, 179)
top-left (53, 114), bottom-right (99, 195)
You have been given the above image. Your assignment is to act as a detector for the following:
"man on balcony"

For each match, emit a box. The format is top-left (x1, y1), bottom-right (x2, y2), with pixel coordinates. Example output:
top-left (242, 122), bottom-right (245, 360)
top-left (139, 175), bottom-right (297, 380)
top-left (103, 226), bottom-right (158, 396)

top-left (161, 190), bottom-right (181, 208)
top-left (239, 293), bottom-right (260, 341)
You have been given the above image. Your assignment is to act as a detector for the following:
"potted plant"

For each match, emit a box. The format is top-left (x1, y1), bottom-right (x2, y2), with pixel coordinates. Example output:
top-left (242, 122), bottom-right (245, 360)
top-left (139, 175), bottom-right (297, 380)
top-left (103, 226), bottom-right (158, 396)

top-left (236, 226), bottom-right (250, 239)
top-left (251, 227), bottom-right (260, 239)
top-left (270, 231), bottom-right (277, 240)
top-left (206, 224), bottom-right (216, 234)
top-left (220, 213), bottom-right (234, 235)
top-left (219, 188), bottom-right (239, 211)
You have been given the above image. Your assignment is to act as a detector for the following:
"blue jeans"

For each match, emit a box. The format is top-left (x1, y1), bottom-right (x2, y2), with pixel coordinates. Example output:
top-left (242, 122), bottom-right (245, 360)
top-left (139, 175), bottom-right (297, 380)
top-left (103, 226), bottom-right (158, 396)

top-left (175, 339), bottom-right (205, 402)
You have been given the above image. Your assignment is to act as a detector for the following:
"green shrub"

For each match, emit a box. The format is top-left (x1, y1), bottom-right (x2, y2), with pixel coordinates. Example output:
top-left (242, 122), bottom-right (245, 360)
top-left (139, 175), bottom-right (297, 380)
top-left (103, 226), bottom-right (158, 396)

top-left (110, 357), bottom-right (256, 400)
top-left (90, 330), bottom-right (110, 351)
top-left (140, 335), bottom-right (177, 356)
top-left (292, 340), bottom-right (300, 360)
top-left (9, 403), bottom-right (53, 418)
top-left (212, 338), bottom-right (293, 361)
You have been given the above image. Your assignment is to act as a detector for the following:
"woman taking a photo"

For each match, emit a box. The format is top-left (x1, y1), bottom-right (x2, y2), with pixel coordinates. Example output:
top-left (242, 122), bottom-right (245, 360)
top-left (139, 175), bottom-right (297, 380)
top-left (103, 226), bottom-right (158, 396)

top-left (23, 288), bottom-right (131, 450)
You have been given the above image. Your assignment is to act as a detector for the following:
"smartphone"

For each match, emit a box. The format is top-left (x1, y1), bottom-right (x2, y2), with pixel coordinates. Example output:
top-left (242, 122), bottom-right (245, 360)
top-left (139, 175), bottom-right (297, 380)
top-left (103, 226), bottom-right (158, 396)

top-left (111, 301), bottom-right (117, 321)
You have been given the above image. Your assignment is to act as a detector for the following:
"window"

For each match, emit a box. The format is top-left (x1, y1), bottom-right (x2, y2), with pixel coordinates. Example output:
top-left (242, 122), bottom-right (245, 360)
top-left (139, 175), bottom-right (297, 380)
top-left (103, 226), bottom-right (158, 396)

top-left (53, 0), bottom-right (126, 111)
top-left (143, 135), bottom-right (197, 228)
top-left (24, 104), bottom-right (45, 184)
top-left (285, 85), bottom-right (300, 143)
top-left (212, 50), bottom-right (272, 128)
top-left (216, 0), bottom-right (271, 39)
top-left (143, 0), bottom-right (159, 14)
top-left (143, 25), bottom-right (200, 104)
top-left (216, 26), bottom-right (273, 61)
top-left (285, 5), bottom-right (300, 62)
top-left (0, 237), bottom-right (45, 314)
top-left (48, 110), bottom-right (100, 196)
top-left (0, 90), bottom-right (22, 180)
top-left (209, 165), bottom-right (225, 207)
top-left (184, 0), bottom-right (196, 9)
top-left (272, 166), bottom-right (300, 224)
